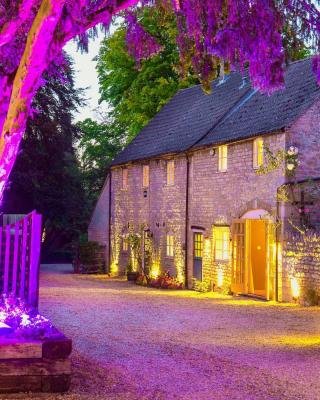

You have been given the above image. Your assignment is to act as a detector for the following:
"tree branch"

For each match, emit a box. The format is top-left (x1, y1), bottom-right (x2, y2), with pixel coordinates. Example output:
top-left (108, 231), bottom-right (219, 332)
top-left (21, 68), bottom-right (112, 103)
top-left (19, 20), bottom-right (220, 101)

top-left (0, 0), bottom-right (67, 196)
top-left (0, 0), bottom-right (40, 47)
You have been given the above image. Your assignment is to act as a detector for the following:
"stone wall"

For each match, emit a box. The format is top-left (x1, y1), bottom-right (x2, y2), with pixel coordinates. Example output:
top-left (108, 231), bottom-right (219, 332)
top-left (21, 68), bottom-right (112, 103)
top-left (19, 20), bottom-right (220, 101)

top-left (110, 154), bottom-right (187, 278)
top-left (283, 234), bottom-right (320, 303)
top-left (187, 133), bottom-right (286, 289)
top-left (88, 174), bottom-right (110, 269)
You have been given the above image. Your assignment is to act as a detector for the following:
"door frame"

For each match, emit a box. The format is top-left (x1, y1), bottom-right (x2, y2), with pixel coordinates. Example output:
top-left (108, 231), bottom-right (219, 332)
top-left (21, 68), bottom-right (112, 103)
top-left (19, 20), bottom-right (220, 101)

top-left (193, 231), bottom-right (204, 281)
top-left (231, 218), bottom-right (275, 300)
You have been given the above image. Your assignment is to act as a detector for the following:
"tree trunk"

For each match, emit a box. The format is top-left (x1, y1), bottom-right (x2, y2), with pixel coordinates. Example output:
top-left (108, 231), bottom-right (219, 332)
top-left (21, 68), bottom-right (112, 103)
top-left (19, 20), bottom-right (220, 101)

top-left (0, 0), bottom-right (66, 198)
top-left (0, 0), bottom-right (139, 200)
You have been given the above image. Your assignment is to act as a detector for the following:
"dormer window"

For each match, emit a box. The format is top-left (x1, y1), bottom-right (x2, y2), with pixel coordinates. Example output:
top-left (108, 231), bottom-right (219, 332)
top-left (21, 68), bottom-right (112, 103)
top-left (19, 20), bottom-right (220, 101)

top-left (253, 138), bottom-right (264, 169)
top-left (167, 160), bottom-right (174, 186)
top-left (218, 145), bottom-right (228, 172)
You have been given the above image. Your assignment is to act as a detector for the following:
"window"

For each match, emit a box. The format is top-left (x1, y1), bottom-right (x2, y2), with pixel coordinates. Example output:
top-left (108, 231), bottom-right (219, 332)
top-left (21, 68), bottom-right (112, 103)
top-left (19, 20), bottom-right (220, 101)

top-left (122, 168), bottom-right (128, 189)
top-left (167, 160), bottom-right (174, 185)
top-left (253, 138), bottom-right (264, 169)
top-left (166, 234), bottom-right (174, 257)
top-left (218, 145), bottom-right (228, 172)
top-left (194, 233), bottom-right (203, 258)
top-left (143, 165), bottom-right (149, 188)
top-left (214, 226), bottom-right (230, 261)
top-left (123, 237), bottom-right (128, 252)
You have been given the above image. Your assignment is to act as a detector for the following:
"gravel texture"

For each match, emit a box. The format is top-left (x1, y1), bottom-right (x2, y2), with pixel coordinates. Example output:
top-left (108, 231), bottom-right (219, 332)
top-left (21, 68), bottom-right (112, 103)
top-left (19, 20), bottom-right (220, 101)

top-left (1, 264), bottom-right (320, 400)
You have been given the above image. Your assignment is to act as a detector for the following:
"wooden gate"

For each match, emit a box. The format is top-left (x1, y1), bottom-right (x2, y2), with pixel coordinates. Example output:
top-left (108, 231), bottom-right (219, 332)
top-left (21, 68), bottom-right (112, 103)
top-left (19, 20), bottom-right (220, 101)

top-left (0, 211), bottom-right (42, 308)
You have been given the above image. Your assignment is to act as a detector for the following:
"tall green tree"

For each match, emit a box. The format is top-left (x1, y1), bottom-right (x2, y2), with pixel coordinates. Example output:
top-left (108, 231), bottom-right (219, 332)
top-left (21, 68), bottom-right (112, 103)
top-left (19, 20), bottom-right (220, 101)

top-left (96, 6), bottom-right (198, 141)
top-left (2, 57), bottom-right (88, 260)
top-left (77, 118), bottom-right (126, 207)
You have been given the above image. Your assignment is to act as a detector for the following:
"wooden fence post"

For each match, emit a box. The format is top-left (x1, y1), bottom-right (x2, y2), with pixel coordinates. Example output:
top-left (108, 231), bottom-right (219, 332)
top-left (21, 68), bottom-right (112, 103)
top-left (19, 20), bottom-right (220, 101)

top-left (19, 217), bottom-right (28, 300)
top-left (28, 212), bottom-right (42, 308)
top-left (3, 225), bottom-right (11, 295)
top-left (11, 221), bottom-right (20, 296)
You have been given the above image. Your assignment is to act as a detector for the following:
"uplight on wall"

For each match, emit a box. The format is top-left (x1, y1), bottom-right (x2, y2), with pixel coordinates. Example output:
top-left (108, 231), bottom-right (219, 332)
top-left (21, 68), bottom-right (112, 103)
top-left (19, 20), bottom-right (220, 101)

top-left (217, 269), bottom-right (224, 287)
top-left (291, 277), bottom-right (300, 300)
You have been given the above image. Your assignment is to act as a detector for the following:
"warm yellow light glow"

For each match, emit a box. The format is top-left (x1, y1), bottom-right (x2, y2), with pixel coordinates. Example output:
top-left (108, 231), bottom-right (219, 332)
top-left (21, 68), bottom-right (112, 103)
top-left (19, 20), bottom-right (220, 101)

top-left (214, 226), bottom-right (230, 261)
top-left (204, 238), bottom-right (211, 257)
top-left (217, 269), bottom-right (224, 287)
top-left (150, 249), bottom-right (161, 279)
top-left (253, 137), bottom-right (264, 168)
top-left (174, 239), bottom-right (185, 283)
top-left (291, 277), bottom-right (300, 299)
top-left (218, 145), bottom-right (228, 172)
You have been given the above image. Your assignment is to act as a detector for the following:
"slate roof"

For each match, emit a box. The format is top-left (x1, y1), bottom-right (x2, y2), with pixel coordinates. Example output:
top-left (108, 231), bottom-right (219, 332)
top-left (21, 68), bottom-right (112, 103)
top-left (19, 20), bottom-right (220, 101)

top-left (112, 58), bottom-right (320, 166)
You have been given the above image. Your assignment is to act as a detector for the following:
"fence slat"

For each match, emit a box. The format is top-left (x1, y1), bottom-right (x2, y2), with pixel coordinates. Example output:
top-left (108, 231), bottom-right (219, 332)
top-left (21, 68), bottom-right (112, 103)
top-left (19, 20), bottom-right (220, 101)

top-left (19, 218), bottom-right (28, 300)
top-left (3, 225), bottom-right (11, 294)
top-left (11, 221), bottom-right (20, 296)
top-left (28, 213), bottom-right (42, 308)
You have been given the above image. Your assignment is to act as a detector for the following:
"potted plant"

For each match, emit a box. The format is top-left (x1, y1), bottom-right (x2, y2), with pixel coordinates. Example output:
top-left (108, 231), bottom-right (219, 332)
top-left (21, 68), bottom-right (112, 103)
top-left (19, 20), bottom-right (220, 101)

top-left (126, 261), bottom-right (139, 282)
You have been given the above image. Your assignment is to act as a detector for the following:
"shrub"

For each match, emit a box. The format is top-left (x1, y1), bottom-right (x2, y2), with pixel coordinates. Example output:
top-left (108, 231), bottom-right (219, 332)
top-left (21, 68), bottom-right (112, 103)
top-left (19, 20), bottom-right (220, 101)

top-left (193, 279), bottom-right (210, 293)
top-left (135, 274), bottom-right (148, 286)
top-left (74, 241), bottom-right (106, 274)
top-left (303, 287), bottom-right (320, 306)
top-left (149, 271), bottom-right (183, 290)
top-left (135, 271), bottom-right (183, 290)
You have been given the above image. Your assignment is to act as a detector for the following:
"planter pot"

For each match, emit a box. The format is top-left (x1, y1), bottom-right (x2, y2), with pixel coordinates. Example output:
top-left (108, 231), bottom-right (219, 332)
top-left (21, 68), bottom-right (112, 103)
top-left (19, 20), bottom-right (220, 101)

top-left (127, 272), bottom-right (139, 282)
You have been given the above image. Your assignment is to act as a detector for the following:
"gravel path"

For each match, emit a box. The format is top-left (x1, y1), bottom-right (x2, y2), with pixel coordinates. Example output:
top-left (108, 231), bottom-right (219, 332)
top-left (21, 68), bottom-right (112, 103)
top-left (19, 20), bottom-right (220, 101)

top-left (1, 264), bottom-right (320, 400)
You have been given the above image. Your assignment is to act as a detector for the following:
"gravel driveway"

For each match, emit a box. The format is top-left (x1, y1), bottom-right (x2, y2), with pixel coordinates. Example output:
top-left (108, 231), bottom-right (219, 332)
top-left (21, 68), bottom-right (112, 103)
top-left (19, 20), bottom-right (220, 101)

top-left (2, 264), bottom-right (320, 400)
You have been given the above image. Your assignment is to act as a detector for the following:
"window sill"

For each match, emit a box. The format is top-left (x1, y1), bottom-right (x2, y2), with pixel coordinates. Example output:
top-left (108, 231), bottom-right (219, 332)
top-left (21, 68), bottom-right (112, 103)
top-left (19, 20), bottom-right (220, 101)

top-left (214, 259), bottom-right (230, 264)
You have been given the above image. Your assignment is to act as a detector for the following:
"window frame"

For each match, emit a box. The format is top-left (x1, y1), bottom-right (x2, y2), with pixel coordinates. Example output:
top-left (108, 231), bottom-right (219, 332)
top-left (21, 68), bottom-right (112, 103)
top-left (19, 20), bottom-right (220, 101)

top-left (194, 233), bottom-right (204, 258)
top-left (218, 144), bottom-right (228, 172)
top-left (122, 168), bottom-right (128, 189)
top-left (253, 137), bottom-right (264, 169)
top-left (142, 165), bottom-right (149, 188)
top-left (122, 236), bottom-right (129, 253)
top-left (166, 233), bottom-right (174, 257)
top-left (166, 160), bottom-right (175, 186)
top-left (214, 226), bottom-right (230, 261)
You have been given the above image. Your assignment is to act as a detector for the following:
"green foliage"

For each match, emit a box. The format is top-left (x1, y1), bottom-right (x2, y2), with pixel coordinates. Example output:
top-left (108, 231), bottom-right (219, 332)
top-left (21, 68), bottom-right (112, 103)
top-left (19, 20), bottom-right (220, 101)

top-left (96, 6), bottom-right (198, 140)
top-left (192, 279), bottom-right (210, 293)
top-left (77, 118), bottom-right (125, 207)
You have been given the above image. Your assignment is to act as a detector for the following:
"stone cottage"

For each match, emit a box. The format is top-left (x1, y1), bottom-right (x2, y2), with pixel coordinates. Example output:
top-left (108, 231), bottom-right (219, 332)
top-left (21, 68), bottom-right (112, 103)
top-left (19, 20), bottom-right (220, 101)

top-left (89, 58), bottom-right (320, 302)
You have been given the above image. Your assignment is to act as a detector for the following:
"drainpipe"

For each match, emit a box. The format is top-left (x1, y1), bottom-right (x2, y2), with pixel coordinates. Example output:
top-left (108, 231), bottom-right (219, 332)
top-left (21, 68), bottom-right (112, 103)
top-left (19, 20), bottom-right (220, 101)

top-left (184, 154), bottom-right (190, 288)
top-left (108, 170), bottom-right (112, 274)
top-left (275, 187), bottom-right (280, 302)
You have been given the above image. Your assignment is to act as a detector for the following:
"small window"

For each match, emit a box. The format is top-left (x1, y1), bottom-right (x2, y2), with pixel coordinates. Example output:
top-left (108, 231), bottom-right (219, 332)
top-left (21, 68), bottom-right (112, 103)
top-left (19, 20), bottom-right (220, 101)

top-left (122, 168), bottom-right (128, 189)
top-left (143, 165), bottom-right (149, 188)
top-left (253, 138), bottom-right (264, 169)
top-left (166, 234), bottom-right (174, 257)
top-left (123, 237), bottom-right (128, 252)
top-left (194, 233), bottom-right (203, 258)
top-left (214, 226), bottom-right (230, 261)
top-left (167, 160), bottom-right (174, 186)
top-left (218, 145), bottom-right (228, 172)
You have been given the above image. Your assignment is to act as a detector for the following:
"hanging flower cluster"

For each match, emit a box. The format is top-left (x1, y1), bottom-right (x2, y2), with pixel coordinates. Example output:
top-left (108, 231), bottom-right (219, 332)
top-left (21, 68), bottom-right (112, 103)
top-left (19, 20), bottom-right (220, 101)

top-left (125, 0), bottom-right (320, 93)
top-left (0, 0), bottom-right (318, 204)
top-left (126, 13), bottom-right (163, 68)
